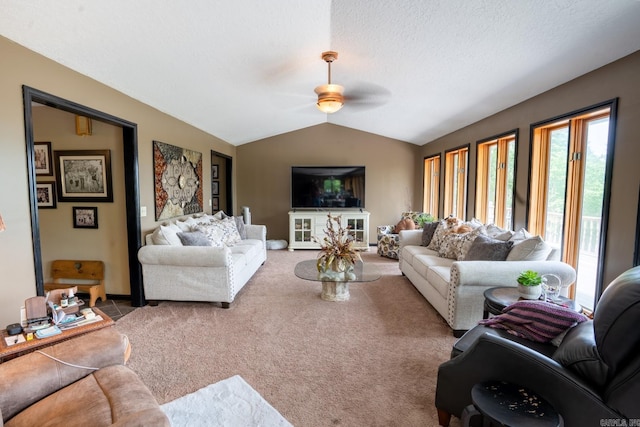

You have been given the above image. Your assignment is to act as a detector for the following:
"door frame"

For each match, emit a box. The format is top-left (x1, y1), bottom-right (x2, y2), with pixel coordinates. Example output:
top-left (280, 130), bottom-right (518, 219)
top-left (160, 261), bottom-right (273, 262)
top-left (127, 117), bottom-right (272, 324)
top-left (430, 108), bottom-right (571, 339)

top-left (211, 150), bottom-right (233, 215)
top-left (22, 86), bottom-right (146, 306)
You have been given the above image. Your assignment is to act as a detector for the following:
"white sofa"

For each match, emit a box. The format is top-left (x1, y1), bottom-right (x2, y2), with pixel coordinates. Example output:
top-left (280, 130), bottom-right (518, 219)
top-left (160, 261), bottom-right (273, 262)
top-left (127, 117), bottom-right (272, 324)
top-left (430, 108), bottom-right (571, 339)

top-left (137, 214), bottom-right (266, 308)
top-left (399, 223), bottom-right (577, 337)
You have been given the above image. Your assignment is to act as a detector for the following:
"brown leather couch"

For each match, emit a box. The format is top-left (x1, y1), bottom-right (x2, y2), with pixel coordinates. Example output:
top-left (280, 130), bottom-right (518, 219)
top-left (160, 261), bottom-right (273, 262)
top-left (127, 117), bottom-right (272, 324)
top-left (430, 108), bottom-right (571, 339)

top-left (0, 327), bottom-right (169, 427)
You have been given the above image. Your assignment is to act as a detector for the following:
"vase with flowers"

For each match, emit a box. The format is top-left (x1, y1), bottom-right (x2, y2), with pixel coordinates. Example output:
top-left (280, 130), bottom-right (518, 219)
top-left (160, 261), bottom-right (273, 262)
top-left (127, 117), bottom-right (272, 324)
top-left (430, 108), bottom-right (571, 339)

top-left (312, 214), bottom-right (362, 301)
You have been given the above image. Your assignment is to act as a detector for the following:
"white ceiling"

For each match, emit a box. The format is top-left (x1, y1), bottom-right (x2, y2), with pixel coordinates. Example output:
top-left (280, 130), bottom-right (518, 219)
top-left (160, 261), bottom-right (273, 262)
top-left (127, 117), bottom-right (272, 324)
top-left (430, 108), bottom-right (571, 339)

top-left (2, 1), bottom-right (640, 146)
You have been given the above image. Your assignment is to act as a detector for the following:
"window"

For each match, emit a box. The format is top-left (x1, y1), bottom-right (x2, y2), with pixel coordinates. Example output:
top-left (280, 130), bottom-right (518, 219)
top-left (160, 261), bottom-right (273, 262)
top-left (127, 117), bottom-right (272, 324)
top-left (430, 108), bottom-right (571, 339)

top-left (423, 155), bottom-right (440, 217)
top-left (528, 101), bottom-right (616, 310)
top-left (444, 146), bottom-right (468, 219)
top-left (475, 132), bottom-right (516, 229)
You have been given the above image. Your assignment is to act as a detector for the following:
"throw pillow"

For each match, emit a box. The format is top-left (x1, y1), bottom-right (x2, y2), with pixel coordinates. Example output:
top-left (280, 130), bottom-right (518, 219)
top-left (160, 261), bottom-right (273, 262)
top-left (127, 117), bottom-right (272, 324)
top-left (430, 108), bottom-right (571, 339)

top-left (485, 224), bottom-right (514, 241)
top-left (174, 219), bottom-right (191, 232)
top-left (151, 224), bottom-right (183, 246)
top-left (464, 234), bottom-right (513, 261)
top-left (176, 231), bottom-right (211, 246)
top-left (509, 228), bottom-right (532, 243)
top-left (457, 227), bottom-right (485, 260)
top-left (506, 236), bottom-right (553, 261)
top-left (197, 217), bottom-right (242, 247)
top-left (438, 232), bottom-right (469, 260)
top-left (196, 223), bottom-right (224, 247)
top-left (426, 220), bottom-right (448, 251)
top-left (212, 210), bottom-right (226, 220)
top-left (394, 218), bottom-right (416, 233)
top-left (479, 300), bottom-right (589, 343)
top-left (421, 221), bottom-right (439, 246)
top-left (233, 216), bottom-right (247, 239)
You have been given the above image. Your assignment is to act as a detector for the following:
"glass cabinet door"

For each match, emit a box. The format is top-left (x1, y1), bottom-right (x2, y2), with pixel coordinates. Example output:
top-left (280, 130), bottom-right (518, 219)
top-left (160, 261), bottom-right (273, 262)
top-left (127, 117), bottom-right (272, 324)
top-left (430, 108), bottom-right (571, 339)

top-left (294, 218), bottom-right (313, 242)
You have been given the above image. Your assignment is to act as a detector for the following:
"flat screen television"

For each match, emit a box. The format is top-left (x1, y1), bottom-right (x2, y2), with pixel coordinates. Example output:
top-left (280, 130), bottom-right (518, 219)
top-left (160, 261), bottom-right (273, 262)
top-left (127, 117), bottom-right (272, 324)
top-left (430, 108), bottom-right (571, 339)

top-left (291, 166), bottom-right (365, 209)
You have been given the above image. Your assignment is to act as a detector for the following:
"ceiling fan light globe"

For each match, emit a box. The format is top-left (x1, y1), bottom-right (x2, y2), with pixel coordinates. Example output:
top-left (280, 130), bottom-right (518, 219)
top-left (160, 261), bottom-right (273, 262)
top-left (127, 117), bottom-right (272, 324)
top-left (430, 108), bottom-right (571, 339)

top-left (314, 84), bottom-right (344, 113)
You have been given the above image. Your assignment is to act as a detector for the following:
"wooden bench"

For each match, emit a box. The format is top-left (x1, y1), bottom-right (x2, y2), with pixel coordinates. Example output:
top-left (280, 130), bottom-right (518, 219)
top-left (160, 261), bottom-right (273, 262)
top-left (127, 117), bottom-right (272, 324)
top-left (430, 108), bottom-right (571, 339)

top-left (44, 260), bottom-right (106, 307)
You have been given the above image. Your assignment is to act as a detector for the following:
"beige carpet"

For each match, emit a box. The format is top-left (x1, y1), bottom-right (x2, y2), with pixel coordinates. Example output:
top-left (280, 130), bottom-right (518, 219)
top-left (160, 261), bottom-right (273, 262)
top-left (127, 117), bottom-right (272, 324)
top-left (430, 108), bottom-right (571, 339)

top-left (116, 249), bottom-right (458, 426)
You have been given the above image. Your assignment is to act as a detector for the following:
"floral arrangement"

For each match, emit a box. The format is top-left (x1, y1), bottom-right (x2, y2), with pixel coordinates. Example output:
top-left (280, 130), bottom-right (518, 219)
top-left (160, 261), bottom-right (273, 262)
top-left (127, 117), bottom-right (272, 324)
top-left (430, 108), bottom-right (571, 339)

top-left (313, 214), bottom-right (361, 273)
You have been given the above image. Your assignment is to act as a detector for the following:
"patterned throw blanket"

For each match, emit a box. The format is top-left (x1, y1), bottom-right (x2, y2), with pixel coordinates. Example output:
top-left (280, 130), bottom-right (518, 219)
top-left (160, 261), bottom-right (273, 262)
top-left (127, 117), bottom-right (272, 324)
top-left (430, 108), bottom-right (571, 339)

top-left (479, 300), bottom-right (589, 342)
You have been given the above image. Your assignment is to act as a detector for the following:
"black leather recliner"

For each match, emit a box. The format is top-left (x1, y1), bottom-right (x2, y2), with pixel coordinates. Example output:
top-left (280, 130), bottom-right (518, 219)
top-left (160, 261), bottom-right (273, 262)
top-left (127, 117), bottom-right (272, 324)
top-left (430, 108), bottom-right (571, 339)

top-left (435, 265), bottom-right (640, 426)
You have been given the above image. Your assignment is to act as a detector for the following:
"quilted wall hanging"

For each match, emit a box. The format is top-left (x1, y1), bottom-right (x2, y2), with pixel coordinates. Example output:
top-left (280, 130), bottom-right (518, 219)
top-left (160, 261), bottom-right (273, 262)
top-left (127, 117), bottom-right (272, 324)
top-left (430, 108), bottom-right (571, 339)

top-left (153, 140), bottom-right (203, 221)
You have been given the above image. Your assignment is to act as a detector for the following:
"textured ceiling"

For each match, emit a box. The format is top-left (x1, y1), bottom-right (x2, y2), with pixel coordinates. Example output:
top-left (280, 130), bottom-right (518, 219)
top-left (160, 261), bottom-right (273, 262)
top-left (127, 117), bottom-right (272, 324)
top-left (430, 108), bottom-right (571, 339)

top-left (2, 0), bottom-right (640, 146)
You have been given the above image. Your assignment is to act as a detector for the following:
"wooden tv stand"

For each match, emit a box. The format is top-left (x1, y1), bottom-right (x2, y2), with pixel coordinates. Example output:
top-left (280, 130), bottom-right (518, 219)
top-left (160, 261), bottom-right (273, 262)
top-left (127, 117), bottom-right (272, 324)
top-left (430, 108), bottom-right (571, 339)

top-left (288, 210), bottom-right (370, 251)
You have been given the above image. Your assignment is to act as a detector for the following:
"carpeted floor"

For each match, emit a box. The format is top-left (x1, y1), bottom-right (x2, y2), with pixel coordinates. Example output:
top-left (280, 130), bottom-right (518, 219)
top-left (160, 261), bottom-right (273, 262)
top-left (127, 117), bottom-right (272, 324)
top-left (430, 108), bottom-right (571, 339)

top-left (116, 249), bottom-right (458, 426)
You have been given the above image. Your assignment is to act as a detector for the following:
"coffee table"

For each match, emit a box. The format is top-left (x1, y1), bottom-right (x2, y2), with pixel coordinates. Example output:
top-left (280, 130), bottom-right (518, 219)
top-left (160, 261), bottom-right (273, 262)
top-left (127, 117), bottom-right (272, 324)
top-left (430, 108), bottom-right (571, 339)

top-left (0, 307), bottom-right (114, 362)
top-left (294, 259), bottom-right (380, 301)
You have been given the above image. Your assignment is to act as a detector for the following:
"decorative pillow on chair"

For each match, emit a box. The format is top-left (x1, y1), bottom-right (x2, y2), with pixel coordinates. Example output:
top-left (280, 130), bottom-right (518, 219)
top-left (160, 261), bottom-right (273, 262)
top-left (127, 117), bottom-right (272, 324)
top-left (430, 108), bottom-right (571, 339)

top-left (463, 234), bottom-right (513, 261)
top-left (394, 218), bottom-right (416, 233)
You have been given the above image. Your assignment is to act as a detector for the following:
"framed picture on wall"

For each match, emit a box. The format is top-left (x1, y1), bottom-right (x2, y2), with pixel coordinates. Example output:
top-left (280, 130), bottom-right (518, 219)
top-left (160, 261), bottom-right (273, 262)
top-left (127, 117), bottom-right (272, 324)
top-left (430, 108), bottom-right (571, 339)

top-left (212, 197), bottom-right (219, 211)
top-left (54, 150), bottom-right (113, 202)
top-left (73, 206), bottom-right (98, 229)
top-left (34, 142), bottom-right (53, 176)
top-left (212, 181), bottom-right (219, 195)
top-left (212, 164), bottom-right (219, 179)
top-left (36, 182), bottom-right (57, 209)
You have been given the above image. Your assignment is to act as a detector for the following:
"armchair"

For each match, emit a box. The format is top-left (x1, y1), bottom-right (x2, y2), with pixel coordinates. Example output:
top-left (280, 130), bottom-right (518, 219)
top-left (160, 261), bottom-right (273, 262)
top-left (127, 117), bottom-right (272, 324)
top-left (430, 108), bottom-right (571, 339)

top-left (377, 211), bottom-right (432, 259)
top-left (435, 265), bottom-right (640, 426)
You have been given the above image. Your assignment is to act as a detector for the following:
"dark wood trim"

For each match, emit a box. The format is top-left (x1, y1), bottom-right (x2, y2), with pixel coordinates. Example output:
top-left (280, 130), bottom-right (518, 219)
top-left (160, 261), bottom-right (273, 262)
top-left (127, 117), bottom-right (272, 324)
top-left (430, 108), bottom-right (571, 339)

top-left (22, 86), bottom-right (145, 307)
top-left (635, 182), bottom-right (640, 267)
top-left (211, 150), bottom-right (233, 215)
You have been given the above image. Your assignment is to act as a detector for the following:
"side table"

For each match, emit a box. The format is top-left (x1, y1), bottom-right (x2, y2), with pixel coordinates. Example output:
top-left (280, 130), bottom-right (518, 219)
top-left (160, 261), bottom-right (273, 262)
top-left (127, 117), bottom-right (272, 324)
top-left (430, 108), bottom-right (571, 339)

top-left (483, 287), bottom-right (580, 319)
top-left (462, 381), bottom-right (564, 426)
top-left (0, 308), bottom-right (114, 362)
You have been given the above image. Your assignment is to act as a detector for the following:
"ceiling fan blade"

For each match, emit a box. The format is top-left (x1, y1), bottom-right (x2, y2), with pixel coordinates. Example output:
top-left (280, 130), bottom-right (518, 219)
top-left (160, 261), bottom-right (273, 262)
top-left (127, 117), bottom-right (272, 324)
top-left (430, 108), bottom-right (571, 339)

top-left (342, 82), bottom-right (391, 111)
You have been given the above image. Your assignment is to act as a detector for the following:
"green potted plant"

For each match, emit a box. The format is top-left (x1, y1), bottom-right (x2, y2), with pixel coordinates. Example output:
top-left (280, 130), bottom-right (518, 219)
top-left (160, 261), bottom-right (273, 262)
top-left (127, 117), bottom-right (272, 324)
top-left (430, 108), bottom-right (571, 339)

top-left (415, 213), bottom-right (436, 228)
top-left (517, 270), bottom-right (543, 300)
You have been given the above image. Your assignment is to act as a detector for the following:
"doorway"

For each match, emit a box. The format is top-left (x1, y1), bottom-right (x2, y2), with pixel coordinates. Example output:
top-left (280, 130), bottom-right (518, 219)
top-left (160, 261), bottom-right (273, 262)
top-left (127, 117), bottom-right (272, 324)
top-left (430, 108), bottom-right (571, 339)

top-left (22, 86), bottom-right (145, 306)
top-left (211, 151), bottom-right (233, 215)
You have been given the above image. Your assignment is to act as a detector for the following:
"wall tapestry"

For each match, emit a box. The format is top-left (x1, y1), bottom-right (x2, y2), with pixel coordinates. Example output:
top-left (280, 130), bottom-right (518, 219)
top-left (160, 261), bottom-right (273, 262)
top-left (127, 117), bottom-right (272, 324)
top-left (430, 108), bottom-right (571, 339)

top-left (153, 141), bottom-right (203, 221)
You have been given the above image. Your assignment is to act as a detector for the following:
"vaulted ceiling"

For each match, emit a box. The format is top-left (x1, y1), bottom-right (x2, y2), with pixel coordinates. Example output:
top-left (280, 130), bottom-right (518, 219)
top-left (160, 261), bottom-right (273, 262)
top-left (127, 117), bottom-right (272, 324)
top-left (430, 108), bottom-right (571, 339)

top-left (2, 1), bottom-right (640, 146)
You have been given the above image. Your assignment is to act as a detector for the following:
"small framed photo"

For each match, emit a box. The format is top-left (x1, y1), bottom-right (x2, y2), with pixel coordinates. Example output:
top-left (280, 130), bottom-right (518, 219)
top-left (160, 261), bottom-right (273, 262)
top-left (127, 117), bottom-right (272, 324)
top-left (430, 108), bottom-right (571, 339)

top-left (36, 182), bottom-right (57, 209)
top-left (55, 149), bottom-right (113, 202)
top-left (212, 164), bottom-right (219, 179)
top-left (212, 197), bottom-right (219, 211)
top-left (34, 142), bottom-right (53, 176)
top-left (212, 181), bottom-right (219, 195)
top-left (73, 207), bottom-right (98, 229)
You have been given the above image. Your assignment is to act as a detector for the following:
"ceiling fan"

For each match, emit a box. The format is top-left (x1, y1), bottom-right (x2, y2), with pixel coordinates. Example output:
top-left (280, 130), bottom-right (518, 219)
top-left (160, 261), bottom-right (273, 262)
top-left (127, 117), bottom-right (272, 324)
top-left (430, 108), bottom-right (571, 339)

top-left (314, 51), bottom-right (344, 114)
top-left (313, 51), bottom-right (390, 114)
